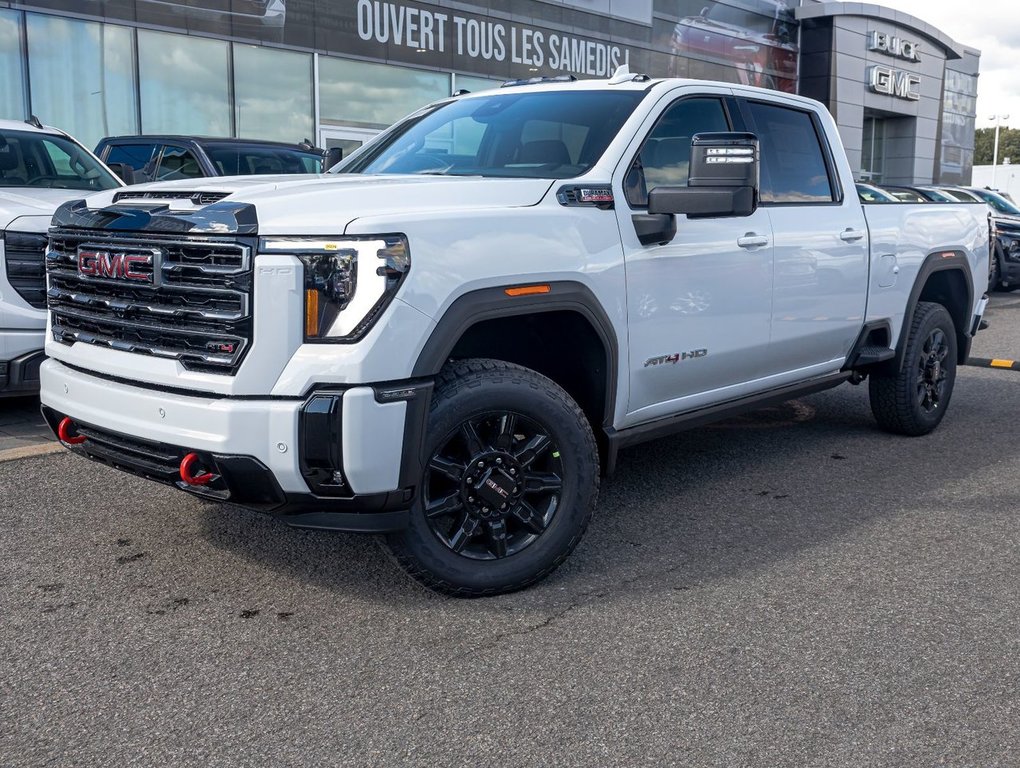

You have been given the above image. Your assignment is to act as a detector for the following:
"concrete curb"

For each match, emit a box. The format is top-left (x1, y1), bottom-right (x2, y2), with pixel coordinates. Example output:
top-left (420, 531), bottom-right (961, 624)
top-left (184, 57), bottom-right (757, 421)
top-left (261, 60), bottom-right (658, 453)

top-left (0, 443), bottom-right (64, 463)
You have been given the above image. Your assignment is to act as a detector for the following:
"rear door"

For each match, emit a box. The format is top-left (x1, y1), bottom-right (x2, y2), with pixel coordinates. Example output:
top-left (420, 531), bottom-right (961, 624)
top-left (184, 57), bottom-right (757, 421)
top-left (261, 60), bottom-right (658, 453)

top-left (738, 96), bottom-right (869, 375)
top-left (613, 88), bottom-right (776, 426)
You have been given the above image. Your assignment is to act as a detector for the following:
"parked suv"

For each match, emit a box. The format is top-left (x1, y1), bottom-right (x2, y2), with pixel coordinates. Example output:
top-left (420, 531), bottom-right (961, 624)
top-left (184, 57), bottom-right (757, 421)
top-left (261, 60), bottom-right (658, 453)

top-left (965, 186), bottom-right (1020, 290)
top-left (0, 118), bottom-right (121, 396)
top-left (94, 136), bottom-right (325, 184)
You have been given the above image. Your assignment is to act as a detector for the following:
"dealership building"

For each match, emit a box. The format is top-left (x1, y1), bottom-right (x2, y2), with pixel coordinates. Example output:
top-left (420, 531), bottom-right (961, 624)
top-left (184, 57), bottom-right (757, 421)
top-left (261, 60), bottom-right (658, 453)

top-left (0, 0), bottom-right (980, 184)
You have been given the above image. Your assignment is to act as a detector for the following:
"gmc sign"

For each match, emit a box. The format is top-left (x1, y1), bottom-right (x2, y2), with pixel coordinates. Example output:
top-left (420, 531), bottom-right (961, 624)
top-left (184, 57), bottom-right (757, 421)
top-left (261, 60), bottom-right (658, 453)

top-left (77, 247), bottom-right (159, 284)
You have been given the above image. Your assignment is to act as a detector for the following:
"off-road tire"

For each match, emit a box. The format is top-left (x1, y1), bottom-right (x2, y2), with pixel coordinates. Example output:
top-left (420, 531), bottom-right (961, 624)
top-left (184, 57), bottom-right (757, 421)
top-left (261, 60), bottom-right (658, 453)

top-left (869, 301), bottom-right (957, 436)
top-left (385, 359), bottom-right (599, 597)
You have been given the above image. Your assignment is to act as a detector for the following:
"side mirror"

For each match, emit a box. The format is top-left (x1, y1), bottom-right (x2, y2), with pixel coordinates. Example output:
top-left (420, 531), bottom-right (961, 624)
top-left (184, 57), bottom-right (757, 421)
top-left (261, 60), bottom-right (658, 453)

top-left (106, 162), bottom-right (136, 185)
top-left (324, 147), bottom-right (343, 171)
top-left (648, 132), bottom-right (759, 219)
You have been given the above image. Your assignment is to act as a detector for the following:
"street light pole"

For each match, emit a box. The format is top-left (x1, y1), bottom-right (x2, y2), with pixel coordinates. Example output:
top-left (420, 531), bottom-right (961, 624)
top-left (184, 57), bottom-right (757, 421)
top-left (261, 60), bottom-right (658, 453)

top-left (990, 114), bottom-right (1010, 188)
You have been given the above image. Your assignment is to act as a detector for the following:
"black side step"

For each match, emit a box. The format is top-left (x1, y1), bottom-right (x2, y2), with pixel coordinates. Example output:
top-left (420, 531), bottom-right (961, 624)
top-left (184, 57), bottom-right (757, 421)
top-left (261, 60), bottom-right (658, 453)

top-left (847, 345), bottom-right (896, 368)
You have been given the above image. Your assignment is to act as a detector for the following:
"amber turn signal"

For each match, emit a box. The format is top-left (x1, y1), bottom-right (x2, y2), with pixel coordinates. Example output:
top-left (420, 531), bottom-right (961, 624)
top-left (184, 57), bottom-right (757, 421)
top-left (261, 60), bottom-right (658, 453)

top-left (504, 284), bottom-right (551, 297)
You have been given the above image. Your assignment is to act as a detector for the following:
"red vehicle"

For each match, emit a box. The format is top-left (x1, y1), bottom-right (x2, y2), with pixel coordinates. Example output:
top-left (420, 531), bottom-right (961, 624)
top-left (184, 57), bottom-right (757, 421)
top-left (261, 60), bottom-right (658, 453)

top-left (668, 0), bottom-right (798, 93)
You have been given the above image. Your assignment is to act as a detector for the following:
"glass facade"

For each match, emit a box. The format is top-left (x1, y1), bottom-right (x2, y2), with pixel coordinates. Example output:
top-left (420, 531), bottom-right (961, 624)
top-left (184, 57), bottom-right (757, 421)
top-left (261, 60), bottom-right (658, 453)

top-left (234, 44), bottom-right (313, 143)
top-left (138, 30), bottom-right (230, 137)
top-left (319, 57), bottom-right (449, 129)
top-left (26, 15), bottom-right (137, 150)
top-left (0, 10), bottom-right (25, 120)
top-left (940, 68), bottom-right (979, 184)
top-left (0, 2), bottom-right (981, 185)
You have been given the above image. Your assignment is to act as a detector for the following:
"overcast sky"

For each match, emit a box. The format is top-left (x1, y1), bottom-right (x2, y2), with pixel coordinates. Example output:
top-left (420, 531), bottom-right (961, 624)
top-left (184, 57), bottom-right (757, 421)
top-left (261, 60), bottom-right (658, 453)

top-left (878, 0), bottom-right (1019, 130)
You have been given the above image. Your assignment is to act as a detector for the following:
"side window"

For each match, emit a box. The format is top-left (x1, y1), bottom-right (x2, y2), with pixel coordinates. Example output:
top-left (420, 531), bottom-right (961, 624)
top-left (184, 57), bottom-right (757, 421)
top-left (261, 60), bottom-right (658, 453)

top-left (105, 143), bottom-right (160, 181)
top-left (745, 102), bottom-right (835, 204)
top-left (625, 97), bottom-right (729, 208)
top-left (156, 146), bottom-right (203, 180)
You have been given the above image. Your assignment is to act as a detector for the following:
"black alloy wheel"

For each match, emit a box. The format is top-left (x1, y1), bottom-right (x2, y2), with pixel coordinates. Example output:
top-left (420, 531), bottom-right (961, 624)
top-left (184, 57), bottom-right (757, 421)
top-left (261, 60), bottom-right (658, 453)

top-left (869, 301), bottom-right (958, 436)
top-left (424, 411), bottom-right (563, 561)
top-left (385, 359), bottom-right (599, 597)
top-left (915, 326), bottom-right (950, 414)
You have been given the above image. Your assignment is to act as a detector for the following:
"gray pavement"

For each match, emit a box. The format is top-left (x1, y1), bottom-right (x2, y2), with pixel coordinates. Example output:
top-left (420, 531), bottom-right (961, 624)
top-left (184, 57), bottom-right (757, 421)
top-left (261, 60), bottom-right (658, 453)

top-left (1, 294), bottom-right (1019, 767)
top-left (0, 396), bottom-right (52, 455)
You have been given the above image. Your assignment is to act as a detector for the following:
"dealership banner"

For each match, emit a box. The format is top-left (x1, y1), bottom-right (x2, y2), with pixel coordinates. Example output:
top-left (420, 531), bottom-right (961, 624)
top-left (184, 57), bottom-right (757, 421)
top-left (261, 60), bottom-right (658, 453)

top-left (12, 0), bottom-right (798, 84)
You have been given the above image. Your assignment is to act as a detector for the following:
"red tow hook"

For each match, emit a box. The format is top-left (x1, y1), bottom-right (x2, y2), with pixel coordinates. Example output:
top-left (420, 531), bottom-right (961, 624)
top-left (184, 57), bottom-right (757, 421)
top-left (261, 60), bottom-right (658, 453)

top-left (57, 417), bottom-right (87, 445)
top-left (180, 453), bottom-right (216, 486)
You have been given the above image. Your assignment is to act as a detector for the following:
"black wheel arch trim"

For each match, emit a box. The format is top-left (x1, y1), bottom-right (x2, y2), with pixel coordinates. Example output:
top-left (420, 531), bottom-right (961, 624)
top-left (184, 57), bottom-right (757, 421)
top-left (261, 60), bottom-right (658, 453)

top-left (895, 250), bottom-right (974, 370)
top-left (410, 281), bottom-right (620, 429)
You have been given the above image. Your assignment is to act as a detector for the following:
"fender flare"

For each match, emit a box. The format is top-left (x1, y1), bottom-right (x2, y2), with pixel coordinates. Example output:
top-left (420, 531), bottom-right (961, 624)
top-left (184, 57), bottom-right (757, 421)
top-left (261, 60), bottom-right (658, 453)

top-left (410, 281), bottom-right (620, 428)
top-left (894, 250), bottom-right (974, 369)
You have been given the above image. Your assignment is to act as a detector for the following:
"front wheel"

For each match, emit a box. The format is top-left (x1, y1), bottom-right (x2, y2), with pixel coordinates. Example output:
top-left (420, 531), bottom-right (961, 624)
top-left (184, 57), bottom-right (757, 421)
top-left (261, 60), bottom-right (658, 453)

top-left (989, 244), bottom-right (1002, 292)
top-left (869, 301), bottom-right (957, 436)
top-left (385, 359), bottom-right (599, 597)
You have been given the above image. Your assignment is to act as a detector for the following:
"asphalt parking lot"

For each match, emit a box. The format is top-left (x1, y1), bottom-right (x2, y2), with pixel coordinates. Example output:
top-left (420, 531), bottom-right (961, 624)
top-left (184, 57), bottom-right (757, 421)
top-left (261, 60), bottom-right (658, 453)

top-left (2, 294), bottom-right (1020, 767)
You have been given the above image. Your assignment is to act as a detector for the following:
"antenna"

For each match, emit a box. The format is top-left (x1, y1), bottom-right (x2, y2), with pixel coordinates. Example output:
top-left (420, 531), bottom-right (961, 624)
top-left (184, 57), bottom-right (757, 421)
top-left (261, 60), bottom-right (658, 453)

top-left (608, 65), bottom-right (649, 84)
top-left (25, 115), bottom-right (43, 130)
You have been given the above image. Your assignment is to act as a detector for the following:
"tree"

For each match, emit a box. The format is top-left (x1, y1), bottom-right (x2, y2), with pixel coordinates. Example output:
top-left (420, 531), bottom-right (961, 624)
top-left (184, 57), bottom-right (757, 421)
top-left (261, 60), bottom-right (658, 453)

top-left (974, 127), bottom-right (1020, 166)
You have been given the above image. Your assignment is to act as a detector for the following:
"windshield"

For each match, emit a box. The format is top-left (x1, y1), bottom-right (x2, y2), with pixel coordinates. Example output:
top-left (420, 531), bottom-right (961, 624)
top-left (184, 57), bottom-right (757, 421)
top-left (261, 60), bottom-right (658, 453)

top-left (0, 128), bottom-right (119, 190)
top-left (338, 90), bottom-right (646, 179)
top-left (939, 187), bottom-right (980, 203)
top-left (857, 183), bottom-right (898, 203)
top-left (967, 187), bottom-right (1020, 216)
top-left (205, 145), bottom-right (323, 175)
top-left (916, 187), bottom-right (955, 202)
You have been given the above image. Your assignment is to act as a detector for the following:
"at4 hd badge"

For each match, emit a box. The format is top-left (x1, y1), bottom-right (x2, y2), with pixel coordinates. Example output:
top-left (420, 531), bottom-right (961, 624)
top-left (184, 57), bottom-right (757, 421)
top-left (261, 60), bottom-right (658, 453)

top-left (645, 349), bottom-right (708, 367)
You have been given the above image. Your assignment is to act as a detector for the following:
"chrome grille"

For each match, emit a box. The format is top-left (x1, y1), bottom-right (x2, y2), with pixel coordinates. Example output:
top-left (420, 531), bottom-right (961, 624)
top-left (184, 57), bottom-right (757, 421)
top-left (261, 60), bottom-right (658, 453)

top-left (3, 231), bottom-right (48, 309)
top-left (46, 230), bottom-right (254, 374)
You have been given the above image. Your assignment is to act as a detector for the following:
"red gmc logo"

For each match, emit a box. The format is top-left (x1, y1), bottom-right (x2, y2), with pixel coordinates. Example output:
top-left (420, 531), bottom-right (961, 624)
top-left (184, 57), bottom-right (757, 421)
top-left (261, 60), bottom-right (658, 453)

top-left (78, 248), bottom-right (156, 283)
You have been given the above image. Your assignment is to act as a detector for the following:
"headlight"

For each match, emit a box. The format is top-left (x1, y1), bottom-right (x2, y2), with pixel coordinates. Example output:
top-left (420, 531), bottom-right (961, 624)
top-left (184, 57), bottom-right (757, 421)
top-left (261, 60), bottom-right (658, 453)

top-left (259, 235), bottom-right (410, 341)
top-left (995, 231), bottom-right (1020, 261)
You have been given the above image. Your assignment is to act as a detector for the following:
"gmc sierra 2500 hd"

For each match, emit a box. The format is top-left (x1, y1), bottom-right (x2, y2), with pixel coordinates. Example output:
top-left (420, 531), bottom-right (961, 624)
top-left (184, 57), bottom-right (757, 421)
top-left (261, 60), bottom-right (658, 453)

top-left (40, 69), bottom-right (988, 596)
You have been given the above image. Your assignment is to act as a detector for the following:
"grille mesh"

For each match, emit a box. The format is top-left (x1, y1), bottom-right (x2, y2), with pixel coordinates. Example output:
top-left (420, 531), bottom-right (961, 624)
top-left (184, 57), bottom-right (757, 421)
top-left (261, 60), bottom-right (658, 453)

top-left (47, 230), bottom-right (254, 374)
top-left (3, 231), bottom-right (48, 309)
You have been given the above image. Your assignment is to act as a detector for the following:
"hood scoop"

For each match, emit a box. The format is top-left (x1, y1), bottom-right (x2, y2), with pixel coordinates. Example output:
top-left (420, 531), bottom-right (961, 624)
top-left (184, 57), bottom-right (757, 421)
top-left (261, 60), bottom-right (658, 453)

top-left (112, 190), bottom-right (230, 206)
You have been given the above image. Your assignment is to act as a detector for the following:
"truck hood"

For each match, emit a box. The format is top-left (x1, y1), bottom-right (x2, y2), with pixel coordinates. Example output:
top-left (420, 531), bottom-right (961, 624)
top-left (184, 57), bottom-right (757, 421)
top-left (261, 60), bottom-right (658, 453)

top-left (82, 174), bottom-right (556, 233)
top-left (0, 187), bottom-right (89, 230)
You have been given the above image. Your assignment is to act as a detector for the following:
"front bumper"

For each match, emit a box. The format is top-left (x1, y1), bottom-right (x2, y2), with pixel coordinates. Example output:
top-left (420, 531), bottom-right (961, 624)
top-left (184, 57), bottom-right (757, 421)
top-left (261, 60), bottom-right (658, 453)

top-left (40, 360), bottom-right (431, 531)
top-left (0, 349), bottom-right (44, 397)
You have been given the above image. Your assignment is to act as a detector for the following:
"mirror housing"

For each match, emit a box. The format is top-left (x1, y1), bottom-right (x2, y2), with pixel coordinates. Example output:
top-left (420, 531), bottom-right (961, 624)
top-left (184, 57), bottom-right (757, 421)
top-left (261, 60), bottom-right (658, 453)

top-left (106, 162), bottom-right (136, 185)
top-left (324, 147), bottom-right (343, 171)
top-left (647, 132), bottom-right (759, 219)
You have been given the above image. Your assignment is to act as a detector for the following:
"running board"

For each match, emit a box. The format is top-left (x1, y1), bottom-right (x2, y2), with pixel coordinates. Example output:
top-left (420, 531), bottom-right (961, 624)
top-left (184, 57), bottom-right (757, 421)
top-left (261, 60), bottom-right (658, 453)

top-left (603, 372), bottom-right (851, 475)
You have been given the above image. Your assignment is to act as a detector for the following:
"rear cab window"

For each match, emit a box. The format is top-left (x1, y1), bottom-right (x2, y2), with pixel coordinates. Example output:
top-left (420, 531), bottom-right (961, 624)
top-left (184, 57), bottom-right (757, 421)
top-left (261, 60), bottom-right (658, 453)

top-left (742, 101), bottom-right (838, 205)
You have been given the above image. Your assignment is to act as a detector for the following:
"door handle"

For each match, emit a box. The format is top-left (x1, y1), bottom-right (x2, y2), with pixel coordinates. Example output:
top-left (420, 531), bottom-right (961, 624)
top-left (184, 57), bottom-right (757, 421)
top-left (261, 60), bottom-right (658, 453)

top-left (840, 228), bottom-right (865, 242)
top-left (737, 233), bottom-right (769, 249)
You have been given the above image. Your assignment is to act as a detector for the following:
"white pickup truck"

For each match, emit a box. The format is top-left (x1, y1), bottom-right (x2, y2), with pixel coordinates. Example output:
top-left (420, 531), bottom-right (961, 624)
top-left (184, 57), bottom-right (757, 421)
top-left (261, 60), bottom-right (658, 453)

top-left (40, 70), bottom-right (988, 596)
top-left (0, 119), bottom-right (122, 396)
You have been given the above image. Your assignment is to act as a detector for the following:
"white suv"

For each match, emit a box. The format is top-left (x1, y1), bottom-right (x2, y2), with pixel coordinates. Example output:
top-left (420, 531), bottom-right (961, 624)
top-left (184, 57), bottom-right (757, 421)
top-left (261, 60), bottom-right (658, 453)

top-left (0, 119), bottom-right (122, 395)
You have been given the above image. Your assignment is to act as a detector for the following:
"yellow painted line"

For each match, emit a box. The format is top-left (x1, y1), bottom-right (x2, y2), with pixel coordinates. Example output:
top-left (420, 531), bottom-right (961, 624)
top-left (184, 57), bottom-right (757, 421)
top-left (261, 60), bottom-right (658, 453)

top-left (990, 359), bottom-right (1015, 368)
top-left (0, 442), bottom-right (64, 463)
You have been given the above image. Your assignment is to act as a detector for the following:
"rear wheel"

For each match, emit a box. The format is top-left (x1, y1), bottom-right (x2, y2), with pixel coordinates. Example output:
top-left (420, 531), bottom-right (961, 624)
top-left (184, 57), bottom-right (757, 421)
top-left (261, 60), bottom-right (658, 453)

top-left (869, 301), bottom-right (957, 436)
top-left (385, 359), bottom-right (599, 597)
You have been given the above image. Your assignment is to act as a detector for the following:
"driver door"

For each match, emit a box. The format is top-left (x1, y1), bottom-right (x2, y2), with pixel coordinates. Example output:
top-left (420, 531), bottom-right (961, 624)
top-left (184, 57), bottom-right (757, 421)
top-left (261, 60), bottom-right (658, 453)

top-left (613, 91), bottom-right (775, 427)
